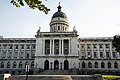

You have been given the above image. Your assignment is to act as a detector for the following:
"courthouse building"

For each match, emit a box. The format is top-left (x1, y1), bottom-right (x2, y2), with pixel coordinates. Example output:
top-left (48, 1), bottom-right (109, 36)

top-left (0, 4), bottom-right (120, 75)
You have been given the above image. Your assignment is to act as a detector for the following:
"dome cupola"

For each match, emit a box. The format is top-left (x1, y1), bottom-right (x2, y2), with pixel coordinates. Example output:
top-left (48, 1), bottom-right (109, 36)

top-left (50, 4), bottom-right (69, 32)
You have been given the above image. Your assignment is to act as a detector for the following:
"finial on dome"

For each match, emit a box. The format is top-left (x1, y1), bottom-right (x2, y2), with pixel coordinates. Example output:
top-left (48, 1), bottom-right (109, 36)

top-left (57, 2), bottom-right (61, 12)
top-left (59, 2), bottom-right (61, 5)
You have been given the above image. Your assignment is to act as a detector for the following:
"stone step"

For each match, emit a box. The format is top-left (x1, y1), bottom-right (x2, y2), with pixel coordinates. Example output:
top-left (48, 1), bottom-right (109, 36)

top-left (36, 70), bottom-right (70, 75)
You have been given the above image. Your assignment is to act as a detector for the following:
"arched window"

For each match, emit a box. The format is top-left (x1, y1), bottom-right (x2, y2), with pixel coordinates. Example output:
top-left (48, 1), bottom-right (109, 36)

top-left (94, 62), bottom-right (98, 68)
top-left (7, 62), bottom-right (10, 68)
top-left (108, 62), bottom-right (111, 68)
top-left (101, 62), bottom-right (105, 68)
top-left (114, 62), bottom-right (118, 68)
top-left (19, 61), bottom-right (22, 68)
top-left (1, 62), bottom-right (4, 68)
top-left (82, 62), bottom-right (86, 68)
top-left (25, 61), bottom-right (29, 68)
top-left (44, 60), bottom-right (49, 70)
top-left (54, 60), bottom-right (59, 70)
top-left (88, 62), bottom-right (92, 68)
top-left (64, 60), bottom-right (69, 70)
top-left (13, 61), bottom-right (16, 68)
top-left (31, 61), bottom-right (34, 68)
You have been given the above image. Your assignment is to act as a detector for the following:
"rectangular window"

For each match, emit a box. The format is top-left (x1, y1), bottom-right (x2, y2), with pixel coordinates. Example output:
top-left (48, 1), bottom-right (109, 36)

top-left (106, 52), bottom-right (110, 58)
top-left (100, 52), bottom-right (103, 58)
top-left (94, 52), bottom-right (97, 58)
top-left (15, 45), bottom-right (18, 49)
top-left (99, 44), bottom-right (103, 48)
top-left (3, 45), bottom-right (7, 49)
top-left (93, 44), bottom-right (96, 48)
top-left (113, 52), bottom-right (117, 58)
top-left (105, 44), bottom-right (109, 48)
top-left (9, 45), bottom-right (13, 49)
top-left (13, 52), bottom-right (18, 58)
top-left (8, 52), bottom-right (12, 58)
top-left (21, 45), bottom-right (24, 49)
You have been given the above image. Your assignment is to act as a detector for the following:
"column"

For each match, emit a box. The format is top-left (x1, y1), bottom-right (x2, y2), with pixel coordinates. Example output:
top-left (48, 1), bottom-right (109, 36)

top-left (91, 44), bottom-right (94, 58)
top-left (110, 44), bottom-right (113, 59)
top-left (62, 39), bottom-right (63, 54)
top-left (59, 39), bottom-right (61, 54)
top-left (42, 39), bottom-right (45, 55)
top-left (85, 43), bottom-right (87, 58)
top-left (53, 39), bottom-right (54, 54)
top-left (97, 44), bottom-right (100, 59)
top-left (103, 44), bottom-right (106, 58)
top-left (69, 39), bottom-right (70, 54)
top-left (50, 39), bottom-right (52, 54)
top-left (18, 44), bottom-right (20, 59)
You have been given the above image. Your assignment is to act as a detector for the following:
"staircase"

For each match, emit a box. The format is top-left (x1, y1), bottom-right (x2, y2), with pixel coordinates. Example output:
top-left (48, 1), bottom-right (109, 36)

top-left (36, 70), bottom-right (70, 75)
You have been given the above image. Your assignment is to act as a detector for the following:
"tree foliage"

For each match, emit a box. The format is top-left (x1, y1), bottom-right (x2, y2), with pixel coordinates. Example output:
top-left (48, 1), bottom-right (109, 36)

top-left (11, 0), bottom-right (50, 14)
top-left (112, 35), bottom-right (120, 53)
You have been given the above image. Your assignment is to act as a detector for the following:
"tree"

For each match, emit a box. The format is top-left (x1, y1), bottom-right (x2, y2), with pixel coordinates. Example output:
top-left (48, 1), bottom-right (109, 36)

top-left (112, 35), bottom-right (120, 53)
top-left (11, 0), bottom-right (50, 14)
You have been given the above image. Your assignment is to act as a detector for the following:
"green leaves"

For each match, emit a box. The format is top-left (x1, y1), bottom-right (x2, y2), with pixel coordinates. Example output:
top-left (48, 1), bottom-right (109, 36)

top-left (11, 0), bottom-right (50, 14)
top-left (112, 35), bottom-right (120, 53)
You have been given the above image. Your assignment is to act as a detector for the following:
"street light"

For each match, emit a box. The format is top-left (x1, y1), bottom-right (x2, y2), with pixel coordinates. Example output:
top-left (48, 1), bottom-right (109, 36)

top-left (25, 64), bottom-right (29, 80)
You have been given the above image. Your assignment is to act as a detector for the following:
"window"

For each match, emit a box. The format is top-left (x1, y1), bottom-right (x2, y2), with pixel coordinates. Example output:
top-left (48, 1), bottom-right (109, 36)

top-left (94, 52), bottom-right (97, 58)
top-left (58, 26), bottom-right (60, 30)
top-left (114, 62), bottom-right (118, 68)
top-left (13, 62), bottom-right (16, 68)
top-left (108, 62), bottom-right (111, 68)
top-left (81, 45), bottom-right (84, 48)
top-left (7, 62), bottom-right (10, 68)
top-left (26, 45), bottom-right (30, 49)
top-left (105, 44), bottom-right (109, 48)
top-left (1, 52), bottom-right (6, 58)
top-left (7, 52), bottom-right (12, 58)
top-left (88, 62), bottom-right (92, 68)
top-left (1, 62), bottom-right (4, 68)
top-left (25, 61), bottom-right (29, 68)
top-left (87, 44), bottom-right (90, 49)
top-left (19, 61), bottom-right (22, 68)
top-left (99, 44), bottom-right (103, 48)
top-left (21, 45), bottom-right (24, 49)
top-left (82, 62), bottom-right (86, 68)
top-left (9, 45), bottom-right (13, 49)
top-left (26, 53), bottom-right (29, 58)
top-left (113, 52), bottom-right (117, 58)
top-left (3, 45), bottom-right (7, 49)
top-left (32, 45), bottom-right (35, 49)
top-left (101, 62), bottom-right (105, 68)
top-left (15, 45), bottom-right (18, 49)
top-left (106, 52), bottom-right (110, 58)
top-left (19, 52), bottom-right (24, 58)
top-left (100, 52), bottom-right (103, 58)
top-left (93, 44), bottom-right (96, 48)
top-left (31, 61), bottom-right (34, 68)
top-left (94, 62), bottom-right (98, 68)
top-left (13, 52), bottom-right (18, 58)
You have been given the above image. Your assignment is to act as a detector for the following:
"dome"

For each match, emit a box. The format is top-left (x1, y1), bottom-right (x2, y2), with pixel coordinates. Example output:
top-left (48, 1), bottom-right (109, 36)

top-left (52, 5), bottom-right (67, 19)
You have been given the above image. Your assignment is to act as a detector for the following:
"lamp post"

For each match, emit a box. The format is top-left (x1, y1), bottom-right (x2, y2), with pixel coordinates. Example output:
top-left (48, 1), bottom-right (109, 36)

top-left (25, 64), bottom-right (29, 80)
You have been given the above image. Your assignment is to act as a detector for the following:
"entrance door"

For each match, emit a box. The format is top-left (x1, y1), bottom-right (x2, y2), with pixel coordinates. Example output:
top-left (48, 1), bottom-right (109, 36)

top-left (54, 60), bottom-right (59, 70)
top-left (64, 60), bottom-right (69, 70)
top-left (44, 60), bottom-right (49, 70)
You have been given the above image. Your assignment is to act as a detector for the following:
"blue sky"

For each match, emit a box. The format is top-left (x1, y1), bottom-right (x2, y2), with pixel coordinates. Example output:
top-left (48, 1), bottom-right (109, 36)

top-left (0, 0), bottom-right (120, 38)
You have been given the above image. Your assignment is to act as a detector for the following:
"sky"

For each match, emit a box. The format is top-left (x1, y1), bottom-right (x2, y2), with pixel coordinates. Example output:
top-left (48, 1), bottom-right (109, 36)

top-left (0, 0), bottom-right (120, 38)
